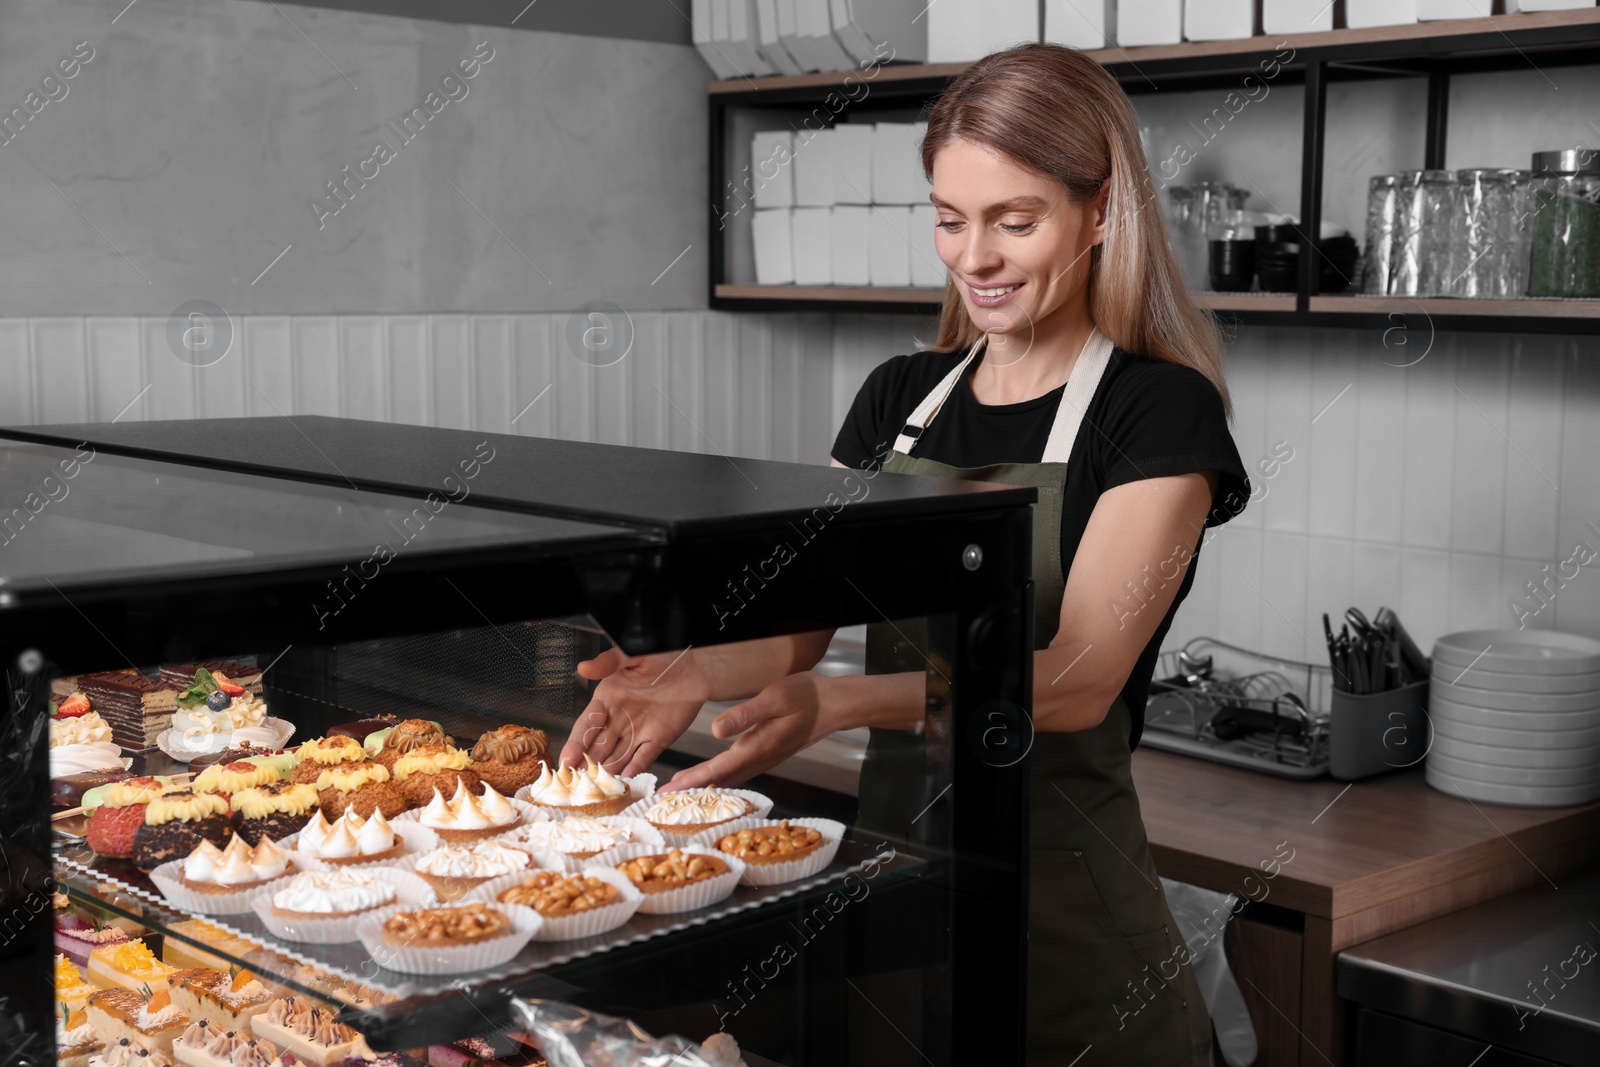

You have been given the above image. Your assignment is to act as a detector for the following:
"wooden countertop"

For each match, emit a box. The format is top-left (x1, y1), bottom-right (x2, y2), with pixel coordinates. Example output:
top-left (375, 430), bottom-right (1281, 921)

top-left (1131, 748), bottom-right (1600, 923)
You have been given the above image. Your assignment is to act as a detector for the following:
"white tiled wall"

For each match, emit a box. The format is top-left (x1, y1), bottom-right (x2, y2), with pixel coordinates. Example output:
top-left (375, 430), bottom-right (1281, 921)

top-left (828, 314), bottom-right (1600, 657)
top-left (6, 311), bottom-right (1599, 660)
top-left (0, 312), bottom-right (836, 464)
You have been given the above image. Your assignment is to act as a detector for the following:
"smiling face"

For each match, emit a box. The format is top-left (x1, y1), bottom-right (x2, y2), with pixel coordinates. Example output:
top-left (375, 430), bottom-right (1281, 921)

top-left (930, 137), bottom-right (1108, 346)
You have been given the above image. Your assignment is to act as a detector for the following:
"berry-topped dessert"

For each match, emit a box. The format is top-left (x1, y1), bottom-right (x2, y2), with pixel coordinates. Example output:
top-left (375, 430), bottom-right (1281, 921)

top-left (50, 692), bottom-right (130, 775)
top-left (171, 669), bottom-right (274, 754)
top-left (75, 670), bottom-right (180, 751)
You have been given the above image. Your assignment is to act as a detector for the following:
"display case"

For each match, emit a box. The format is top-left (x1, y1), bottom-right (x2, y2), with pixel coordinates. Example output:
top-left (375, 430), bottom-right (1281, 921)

top-left (0, 417), bottom-right (1037, 1065)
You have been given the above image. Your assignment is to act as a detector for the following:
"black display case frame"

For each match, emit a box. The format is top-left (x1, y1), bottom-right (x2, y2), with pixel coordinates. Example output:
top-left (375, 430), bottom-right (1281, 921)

top-left (2, 416), bottom-right (1038, 1064)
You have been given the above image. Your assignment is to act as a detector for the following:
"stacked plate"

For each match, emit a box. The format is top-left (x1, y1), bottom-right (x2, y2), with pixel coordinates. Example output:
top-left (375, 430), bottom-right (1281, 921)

top-left (1426, 630), bottom-right (1600, 806)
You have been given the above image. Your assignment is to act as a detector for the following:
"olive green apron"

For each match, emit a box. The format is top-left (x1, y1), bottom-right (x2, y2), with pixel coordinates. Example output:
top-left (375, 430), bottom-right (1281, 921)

top-left (857, 330), bottom-right (1212, 1066)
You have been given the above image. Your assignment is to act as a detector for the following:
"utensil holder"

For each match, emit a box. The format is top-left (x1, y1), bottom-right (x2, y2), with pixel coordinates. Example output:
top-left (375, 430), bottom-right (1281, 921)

top-left (1328, 680), bottom-right (1430, 781)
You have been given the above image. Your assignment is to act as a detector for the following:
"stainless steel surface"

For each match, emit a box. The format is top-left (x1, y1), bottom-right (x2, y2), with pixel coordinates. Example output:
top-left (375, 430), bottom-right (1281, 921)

top-left (1338, 870), bottom-right (1600, 1065)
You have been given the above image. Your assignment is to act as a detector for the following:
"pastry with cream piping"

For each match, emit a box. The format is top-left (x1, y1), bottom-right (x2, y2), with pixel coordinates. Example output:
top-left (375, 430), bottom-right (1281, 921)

top-left (468, 725), bottom-right (550, 796)
top-left (231, 782), bottom-right (318, 845)
top-left (251, 996), bottom-right (368, 1067)
top-left (86, 777), bottom-right (181, 859)
top-left (170, 1019), bottom-right (289, 1067)
top-left (292, 808), bottom-right (402, 865)
top-left (638, 788), bottom-right (755, 836)
top-left (520, 755), bottom-right (633, 817)
top-left (167, 968), bottom-right (275, 1035)
top-left (267, 869), bottom-right (398, 922)
top-left (409, 839), bottom-right (535, 900)
top-left (370, 719), bottom-right (447, 768)
top-left (314, 763), bottom-right (409, 820)
top-left (192, 761), bottom-right (282, 800)
top-left (291, 737), bottom-right (368, 784)
top-left (177, 835), bottom-right (291, 894)
top-left (414, 780), bottom-right (521, 842)
top-left (132, 792), bottom-right (235, 872)
top-left (88, 1038), bottom-right (174, 1067)
top-left (391, 744), bottom-right (482, 806)
top-left (58, 1007), bottom-right (106, 1067)
top-left (86, 989), bottom-right (189, 1056)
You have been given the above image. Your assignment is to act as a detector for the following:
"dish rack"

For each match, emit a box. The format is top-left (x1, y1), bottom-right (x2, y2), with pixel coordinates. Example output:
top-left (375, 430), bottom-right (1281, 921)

top-left (1141, 636), bottom-right (1334, 779)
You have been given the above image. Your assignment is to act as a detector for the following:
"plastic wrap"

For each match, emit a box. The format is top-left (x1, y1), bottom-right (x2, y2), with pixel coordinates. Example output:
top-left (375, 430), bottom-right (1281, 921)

top-left (510, 998), bottom-right (747, 1067)
top-left (1160, 877), bottom-right (1256, 1067)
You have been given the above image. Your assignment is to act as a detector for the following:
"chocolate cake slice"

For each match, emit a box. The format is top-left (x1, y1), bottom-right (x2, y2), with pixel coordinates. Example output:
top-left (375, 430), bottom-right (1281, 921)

top-left (77, 672), bottom-right (180, 750)
top-left (160, 661), bottom-right (264, 693)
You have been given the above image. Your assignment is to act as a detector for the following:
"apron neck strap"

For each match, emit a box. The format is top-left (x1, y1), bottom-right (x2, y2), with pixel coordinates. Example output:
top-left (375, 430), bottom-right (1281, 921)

top-left (893, 327), bottom-right (1116, 463)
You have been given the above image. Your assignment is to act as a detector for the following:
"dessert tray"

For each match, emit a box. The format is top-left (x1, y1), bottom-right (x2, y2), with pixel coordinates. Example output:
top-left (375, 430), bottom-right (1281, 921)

top-left (55, 830), bottom-right (910, 1000)
top-left (155, 715), bottom-right (297, 760)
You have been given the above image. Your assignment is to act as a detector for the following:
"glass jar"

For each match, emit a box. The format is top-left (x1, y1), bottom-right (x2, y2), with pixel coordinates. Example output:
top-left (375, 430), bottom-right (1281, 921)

top-left (1526, 149), bottom-right (1600, 298)
top-left (1497, 169), bottom-right (1533, 299)
top-left (1166, 181), bottom-right (1248, 289)
top-left (1452, 168), bottom-right (1522, 298)
top-left (1362, 174), bottom-right (1401, 294)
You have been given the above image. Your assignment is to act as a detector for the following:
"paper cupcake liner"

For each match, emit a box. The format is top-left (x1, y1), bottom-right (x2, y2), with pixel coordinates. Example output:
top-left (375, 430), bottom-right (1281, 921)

top-left (515, 772), bottom-right (656, 819)
top-left (586, 842), bottom-right (746, 914)
top-left (281, 821), bottom-right (440, 872)
top-left (689, 817), bottom-right (845, 887)
top-left (251, 866), bottom-right (437, 944)
top-left (391, 797), bottom-right (541, 842)
top-left (466, 866), bottom-right (644, 941)
top-left (148, 857), bottom-right (301, 915)
top-left (620, 787), bottom-right (774, 840)
top-left (354, 902), bottom-right (540, 974)
top-left (498, 814), bottom-right (666, 864)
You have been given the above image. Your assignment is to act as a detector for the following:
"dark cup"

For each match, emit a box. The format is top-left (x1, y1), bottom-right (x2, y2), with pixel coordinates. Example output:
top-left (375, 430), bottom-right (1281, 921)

top-left (1209, 239), bottom-right (1257, 292)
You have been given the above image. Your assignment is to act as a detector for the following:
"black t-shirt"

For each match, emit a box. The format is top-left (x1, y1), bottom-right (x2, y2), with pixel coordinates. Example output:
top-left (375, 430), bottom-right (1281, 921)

top-left (831, 344), bottom-right (1251, 750)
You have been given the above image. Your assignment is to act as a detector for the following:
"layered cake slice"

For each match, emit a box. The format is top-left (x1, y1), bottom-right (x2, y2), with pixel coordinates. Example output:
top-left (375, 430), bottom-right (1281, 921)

top-left (88, 940), bottom-right (178, 993)
top-left (78, 672), bottom-right (180, 750)
top-left (168, 969), bottom-right (274, 1034)
top-left (160, 662), bottom-right (264, 694)
top-left (251, 996), bottom-right (368, 1066)
top-left (86, 989), bottom-right (189, 1056)
top-left (89, 1038), bottom-right (175, 1067)
top-left (56, 953), bottom-right (98, 1013)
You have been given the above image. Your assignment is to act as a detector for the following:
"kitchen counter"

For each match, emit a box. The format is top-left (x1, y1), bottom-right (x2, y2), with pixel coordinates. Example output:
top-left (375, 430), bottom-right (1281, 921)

top-left (1130, 748), bottom-right (1600, 1066)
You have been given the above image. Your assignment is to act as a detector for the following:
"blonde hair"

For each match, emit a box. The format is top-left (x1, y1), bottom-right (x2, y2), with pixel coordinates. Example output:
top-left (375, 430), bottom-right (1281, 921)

top-left (922, 42), bottom-right (1230, 414)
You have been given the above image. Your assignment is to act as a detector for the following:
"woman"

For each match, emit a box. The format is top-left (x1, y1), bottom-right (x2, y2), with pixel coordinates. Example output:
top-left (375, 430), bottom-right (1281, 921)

top-left (562, 43), bottom-right (1250, 1065)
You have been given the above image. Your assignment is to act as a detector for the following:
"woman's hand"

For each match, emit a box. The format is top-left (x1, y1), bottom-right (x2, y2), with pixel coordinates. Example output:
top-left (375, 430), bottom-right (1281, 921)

top-left (559, 647), bottom-right (713, 778)
top-left (663, 672), bottom-right (834, 791)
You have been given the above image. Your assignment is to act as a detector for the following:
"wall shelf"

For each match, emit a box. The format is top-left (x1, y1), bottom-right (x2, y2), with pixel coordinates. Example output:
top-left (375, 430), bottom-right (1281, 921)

top-left (708, 8), bottom-right (1600, 333)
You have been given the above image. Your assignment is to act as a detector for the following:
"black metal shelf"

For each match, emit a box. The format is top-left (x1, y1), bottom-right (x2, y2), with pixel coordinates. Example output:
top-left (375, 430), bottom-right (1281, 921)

top-left (708, 8), bottom-right (1600, 332)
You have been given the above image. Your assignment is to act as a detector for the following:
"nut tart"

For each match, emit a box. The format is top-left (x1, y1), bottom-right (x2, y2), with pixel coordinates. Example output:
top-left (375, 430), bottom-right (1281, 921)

top-left (356, 901), bottom-right (540, 975)
top-left (88, 940), bottom-right (178, 993)
top-left (86, 989), bottom-right (189, 1056)
top-left (406, 780), bottom-right (525, 843)
top-left (592, 843), bottom-right (746, 915)
top-left (59, 1008), bottom-right (106, 1067)
top-left (171, 1019), bottom-right (290, 1067)
top-left (290, 736), bottom-right (367, 784)
top-left (167, 968), bottom-right (274, 1034)
top-left (250, 996), bottom-right (369, 1067)
top-left (516, 755), bottom-right (643, 817)
top-left (472, 867), bottom-right (644, 942)
top-left (627, 787), bottom-right (771, 838)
